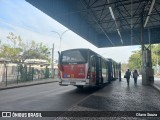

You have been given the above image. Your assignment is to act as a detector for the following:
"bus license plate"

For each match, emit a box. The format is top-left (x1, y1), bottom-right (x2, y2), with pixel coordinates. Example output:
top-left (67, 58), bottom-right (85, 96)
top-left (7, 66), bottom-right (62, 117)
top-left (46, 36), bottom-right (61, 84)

top-left (70, 82), bottom-right (76, 85)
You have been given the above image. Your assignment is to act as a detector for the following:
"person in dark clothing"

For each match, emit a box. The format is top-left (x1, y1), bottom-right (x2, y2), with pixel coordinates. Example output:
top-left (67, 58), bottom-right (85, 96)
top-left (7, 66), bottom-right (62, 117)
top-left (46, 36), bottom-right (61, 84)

top-left (125, 69), bottom-right (131, 86)
top-left (119, 70), bottom-right (121, 81)
top-left (133, 70), bottom-right (139, 84)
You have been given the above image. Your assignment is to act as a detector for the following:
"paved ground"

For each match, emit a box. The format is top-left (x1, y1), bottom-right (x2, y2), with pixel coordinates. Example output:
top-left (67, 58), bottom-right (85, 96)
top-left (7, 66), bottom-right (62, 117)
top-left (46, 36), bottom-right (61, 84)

top-left (1, 77), bottom-right (160, 120)
top-left (0, 81), bottom-right (101, 111)
top-left (56, 78), bottom-right (160, 120)
top-left (152, 77), bottom-right (160, 92)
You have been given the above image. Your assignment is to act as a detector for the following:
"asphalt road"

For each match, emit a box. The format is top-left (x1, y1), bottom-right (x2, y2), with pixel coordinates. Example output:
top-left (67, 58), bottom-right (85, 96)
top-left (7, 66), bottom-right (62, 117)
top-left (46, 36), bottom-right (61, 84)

top-left (0, 82), bottom-right (100, 111)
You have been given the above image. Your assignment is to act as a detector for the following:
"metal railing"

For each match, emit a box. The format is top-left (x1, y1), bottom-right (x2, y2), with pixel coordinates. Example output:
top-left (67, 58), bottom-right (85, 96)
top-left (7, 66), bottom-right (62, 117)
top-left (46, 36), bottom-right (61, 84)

top-left (0, 63), bottom-right (57, 87)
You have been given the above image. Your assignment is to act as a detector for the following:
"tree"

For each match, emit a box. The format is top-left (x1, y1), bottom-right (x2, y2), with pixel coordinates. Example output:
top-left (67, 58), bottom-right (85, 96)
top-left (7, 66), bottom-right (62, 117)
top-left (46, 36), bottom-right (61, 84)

top-left (0, 45), bottom-right (21, 62)
top-left (121, 63), bottom-right (128, 73)
top-left (22, 41), bottom-right (51, 61)
top-left (128, 50), bottom-right (141, 71)
top-left (0, 32), bottom-right (51, 63)
top-left (128, 44), bottom-right (160, 72)
top-left (151, 44), bottom-right (160, 66)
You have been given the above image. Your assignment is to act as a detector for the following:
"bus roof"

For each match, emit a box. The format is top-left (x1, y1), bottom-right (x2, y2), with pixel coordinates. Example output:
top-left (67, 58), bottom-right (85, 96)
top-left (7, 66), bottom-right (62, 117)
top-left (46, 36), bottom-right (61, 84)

top-left (61, 48), bottom-right (118, 64)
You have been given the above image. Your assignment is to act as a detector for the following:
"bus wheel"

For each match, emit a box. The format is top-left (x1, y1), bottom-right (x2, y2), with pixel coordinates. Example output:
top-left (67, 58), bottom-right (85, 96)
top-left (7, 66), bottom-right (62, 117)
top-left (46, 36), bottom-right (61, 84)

top-left (76, 86), bottom-right (84, 89)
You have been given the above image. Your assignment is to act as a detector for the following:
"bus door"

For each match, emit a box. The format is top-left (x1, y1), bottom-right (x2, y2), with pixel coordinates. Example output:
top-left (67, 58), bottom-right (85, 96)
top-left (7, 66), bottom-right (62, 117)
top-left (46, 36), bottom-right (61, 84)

top-left (112, 63), bottom-right (115, 79)
top-left (108, 61), bottom-right (112, 83)
top-left (90, 56), bottom-right (102, 85)
top-left (90, 55), bottom-right (96, 85)
top-left (95, 56), bottom-right (102, 85)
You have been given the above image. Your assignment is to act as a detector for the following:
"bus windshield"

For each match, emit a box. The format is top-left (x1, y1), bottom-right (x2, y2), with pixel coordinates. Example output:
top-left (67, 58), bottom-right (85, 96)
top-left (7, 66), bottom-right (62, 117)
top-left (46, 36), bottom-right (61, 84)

top-left (61, 49), bottom-right (87, 64)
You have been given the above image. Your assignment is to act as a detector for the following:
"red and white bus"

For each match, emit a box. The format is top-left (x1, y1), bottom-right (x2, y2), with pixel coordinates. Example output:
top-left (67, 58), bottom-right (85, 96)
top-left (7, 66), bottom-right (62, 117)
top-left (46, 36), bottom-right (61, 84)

top-left (58, 48), bottom-right (120, 88)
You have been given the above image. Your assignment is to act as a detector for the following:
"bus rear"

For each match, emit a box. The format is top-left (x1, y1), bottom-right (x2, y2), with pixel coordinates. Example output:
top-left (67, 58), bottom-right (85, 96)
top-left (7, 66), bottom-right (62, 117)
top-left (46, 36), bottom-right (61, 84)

top-left (58, 49), bottom-right (89, 87)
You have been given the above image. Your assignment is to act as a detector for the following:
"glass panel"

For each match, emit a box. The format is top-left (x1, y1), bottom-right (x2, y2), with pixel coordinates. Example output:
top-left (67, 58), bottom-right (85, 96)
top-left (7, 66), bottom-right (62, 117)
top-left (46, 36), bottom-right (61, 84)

top-left (61, 49), bottom-right (87, 64)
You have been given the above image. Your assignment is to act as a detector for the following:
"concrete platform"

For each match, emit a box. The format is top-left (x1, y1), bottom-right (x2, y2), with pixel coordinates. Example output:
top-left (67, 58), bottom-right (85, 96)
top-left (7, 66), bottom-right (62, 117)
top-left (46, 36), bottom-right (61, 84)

top-left (0, 76), bottom-right (160, 119)
top-left (56, 78), bottom-right (160, 120)
top-left (151, 77), bottom-right (160, 93)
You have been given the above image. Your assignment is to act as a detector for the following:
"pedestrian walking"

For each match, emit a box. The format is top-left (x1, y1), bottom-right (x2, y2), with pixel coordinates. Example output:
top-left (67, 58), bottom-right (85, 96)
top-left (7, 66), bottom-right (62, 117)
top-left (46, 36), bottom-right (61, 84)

top-left (133, 70), bottom-right (139, 84)
top-left (119, 70), bottom-right (121, 81)
top-left (125, 69), bottom-right (131, 86)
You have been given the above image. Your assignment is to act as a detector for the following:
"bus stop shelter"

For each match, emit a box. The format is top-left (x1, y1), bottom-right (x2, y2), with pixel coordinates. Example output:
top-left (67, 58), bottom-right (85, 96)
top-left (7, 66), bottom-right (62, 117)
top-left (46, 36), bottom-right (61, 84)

top-left (26, 0), bottom-right (160, 85)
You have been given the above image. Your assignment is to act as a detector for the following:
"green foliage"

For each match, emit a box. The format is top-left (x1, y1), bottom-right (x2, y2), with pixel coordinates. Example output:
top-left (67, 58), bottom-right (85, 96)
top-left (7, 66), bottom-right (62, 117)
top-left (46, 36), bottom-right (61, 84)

top-left (0, 45), bottom-right (21, 62)
top-left (121, 63), bottom-right (128, 73)
top-left (128, 44), bottom-right (160, 71)
top-left (151, 44), bottom-right (160, 66)
top-left (22, 41), bottom-right (50, 61)
top-left (0, 32), bottom-right (51, 63)
top-left (128, 50), bottom-right (141, 71)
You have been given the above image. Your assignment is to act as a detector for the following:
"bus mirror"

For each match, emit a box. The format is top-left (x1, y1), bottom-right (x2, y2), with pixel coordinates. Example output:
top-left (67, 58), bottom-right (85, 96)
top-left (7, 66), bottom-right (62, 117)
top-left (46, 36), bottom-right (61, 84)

top-left (58, 51), bottom-right (61, 63)
top-left (58, 51), bottom-right (60, 56)
top-left (58, 51), bottom-right (63, 71)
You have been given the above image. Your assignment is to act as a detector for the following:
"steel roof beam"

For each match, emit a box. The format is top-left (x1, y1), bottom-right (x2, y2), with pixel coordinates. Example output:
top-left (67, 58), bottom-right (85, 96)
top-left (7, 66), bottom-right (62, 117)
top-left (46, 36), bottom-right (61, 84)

top-left (108, 0), bottom-right (123, 45)
top-left (132, 1), bottom-right (143, 17)
top-left (154, 7), bottom-right (160, 17)
top-left (132, 0), bottom-right (148, 29)
top-left (100, 11), bottom-right (111, 22)
top-left (108, 0), bottom-right (123, 44)
top-left (91, 15), bottom-right (140, 24)
top-left (91, 0), bottom-right (146, 9)
top-left (88, 0), bottom-right (99, 8)
top-left (132, 1), bottom-right (147, 29)
top-left (80, 0), bottom-right (115, 46)
top-left (118, 0), bottom-right (131, 16)
top-left (26, 0), bottom-right (160, 47)
top-left (98, 0), bottom-right (108, 22)
top-left (144, 0), bottom-right (155, 27)
top-left (150, 15), bottom-right (160, 22)
top-left (115, 0), bottom-right (130, 29)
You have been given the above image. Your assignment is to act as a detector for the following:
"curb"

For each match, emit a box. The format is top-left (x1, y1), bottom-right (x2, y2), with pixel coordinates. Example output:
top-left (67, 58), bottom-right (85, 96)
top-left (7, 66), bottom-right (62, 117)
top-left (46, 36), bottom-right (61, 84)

top-left (151, 83), bottom-right (160, 93)
top-left (0, 80), bottom-right (58, 90)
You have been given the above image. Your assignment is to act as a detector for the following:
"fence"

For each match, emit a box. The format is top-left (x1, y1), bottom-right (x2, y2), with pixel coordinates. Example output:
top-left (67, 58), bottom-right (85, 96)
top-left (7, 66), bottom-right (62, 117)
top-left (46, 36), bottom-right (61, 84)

top-left (0, 63), bottom-right (57, 87)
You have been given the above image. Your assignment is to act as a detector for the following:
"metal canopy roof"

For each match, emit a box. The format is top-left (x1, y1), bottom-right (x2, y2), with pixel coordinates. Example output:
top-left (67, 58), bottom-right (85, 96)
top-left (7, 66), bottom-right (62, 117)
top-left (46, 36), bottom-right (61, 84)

top-left (26, 0), bottom-right (160, 48)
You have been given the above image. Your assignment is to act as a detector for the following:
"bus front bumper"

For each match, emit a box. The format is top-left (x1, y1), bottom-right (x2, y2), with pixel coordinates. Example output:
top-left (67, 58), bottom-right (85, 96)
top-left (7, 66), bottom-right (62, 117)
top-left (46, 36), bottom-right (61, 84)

top-left (59, 79), bottom-right (89, 86)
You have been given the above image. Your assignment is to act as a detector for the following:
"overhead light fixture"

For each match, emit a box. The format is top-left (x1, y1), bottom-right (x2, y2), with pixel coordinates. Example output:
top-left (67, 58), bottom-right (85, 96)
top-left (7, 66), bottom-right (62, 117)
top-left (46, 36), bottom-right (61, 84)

top-left (109, 7), bottom-right (115, 20)
top-left (117, 29), bottom-right (121, 36)
top-left (108, 0), bottom-right (123, 44)
top-left (120, 38), bottom-right (123, 44)
top-left (144, 0), bottom-right (155, 27)
top-left (109, 6), bottom-right (123, 44)
top-left (117, 29), bottom-right (123, 44)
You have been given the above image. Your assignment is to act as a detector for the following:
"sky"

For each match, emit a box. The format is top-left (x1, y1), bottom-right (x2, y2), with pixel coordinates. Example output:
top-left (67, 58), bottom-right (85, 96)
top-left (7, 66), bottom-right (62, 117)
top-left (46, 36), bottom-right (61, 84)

top-left (0, 0), bottom-right (140, 63)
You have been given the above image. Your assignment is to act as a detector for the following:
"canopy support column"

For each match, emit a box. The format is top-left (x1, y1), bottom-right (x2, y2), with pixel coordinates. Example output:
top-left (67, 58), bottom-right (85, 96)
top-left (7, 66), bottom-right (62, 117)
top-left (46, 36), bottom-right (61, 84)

top-left (141, 15), bottom-right (154, 85)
